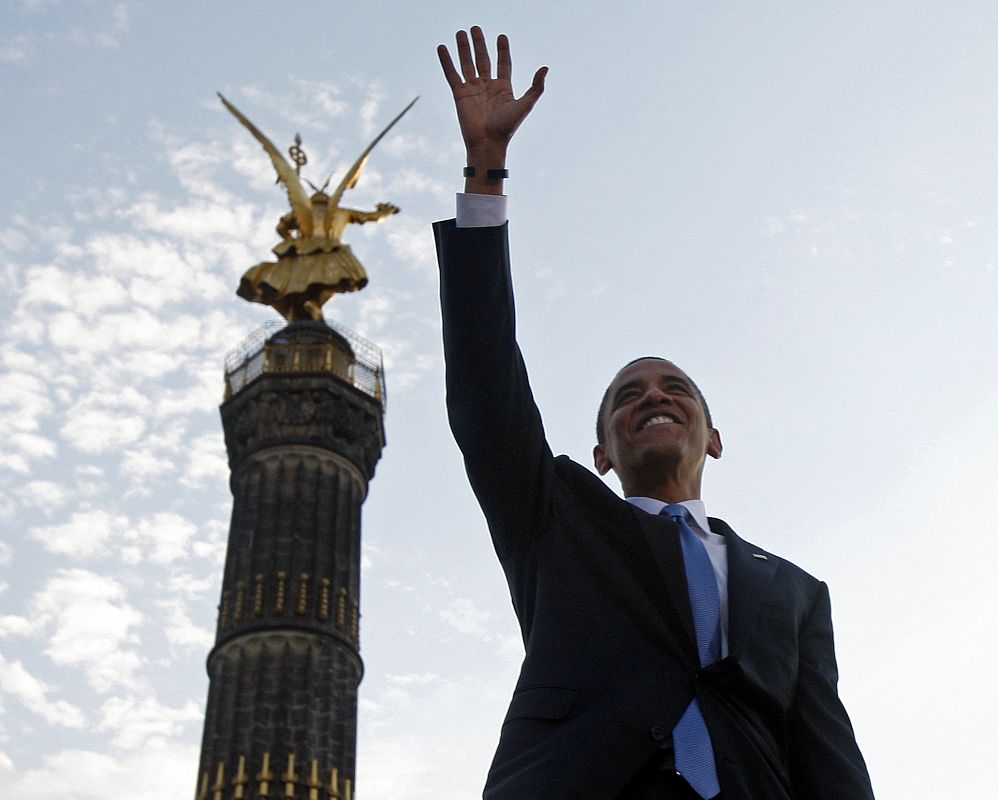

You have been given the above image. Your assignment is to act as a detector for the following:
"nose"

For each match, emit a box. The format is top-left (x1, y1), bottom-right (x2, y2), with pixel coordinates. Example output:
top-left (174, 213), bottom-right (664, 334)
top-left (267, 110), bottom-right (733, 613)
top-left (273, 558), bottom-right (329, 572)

top-left (639, 386), bottom-right (673, 407)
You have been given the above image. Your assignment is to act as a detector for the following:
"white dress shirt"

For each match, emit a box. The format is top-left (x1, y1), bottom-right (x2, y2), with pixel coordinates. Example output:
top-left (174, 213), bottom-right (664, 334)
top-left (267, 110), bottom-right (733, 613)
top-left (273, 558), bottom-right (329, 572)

top-left (626, 497), bottom-right (729, 658)
top-left (455, 192), bottom-right (507, 227)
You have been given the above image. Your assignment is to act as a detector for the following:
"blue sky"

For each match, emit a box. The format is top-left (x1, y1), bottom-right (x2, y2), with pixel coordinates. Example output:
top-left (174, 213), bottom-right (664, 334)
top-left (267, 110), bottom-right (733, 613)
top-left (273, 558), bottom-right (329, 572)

top-left (1, 2), bottom-right (996, 797)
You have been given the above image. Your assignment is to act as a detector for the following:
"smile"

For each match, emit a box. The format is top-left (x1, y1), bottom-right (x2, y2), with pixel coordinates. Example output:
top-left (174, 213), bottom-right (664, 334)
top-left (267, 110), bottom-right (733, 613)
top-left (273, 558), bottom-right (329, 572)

top-left (640, 415), bottom-right (678, 430)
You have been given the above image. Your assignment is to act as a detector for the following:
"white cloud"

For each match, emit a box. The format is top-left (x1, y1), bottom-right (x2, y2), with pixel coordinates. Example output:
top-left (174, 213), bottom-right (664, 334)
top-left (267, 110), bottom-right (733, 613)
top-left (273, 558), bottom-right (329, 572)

top-left (378, 335), bottom-right (435, 391)
top-left (387, 672), bottom-right (440, 686)
top-left (0, 454), bottom-right (30, 474)
top-left (0, 227), bottom-right (29, 251)
top-left (386, 215), bottom-right (436, 268)
top-left (124, 194), bottom-right (259, 248)
top-left (30, 510), bottom-right (129, 560)
top-left (69, 1), bottom-right (129, 49)
top-left (20, 265), bottom-right (129, 316)
top-left (356, 738), bottom-right (434, 799)
top-left (132, 512), bottom-right (198, 565)
top-left (355, 292), bottom-right (395, 337)
top-left (357, 82), bottom-right (386, 136)
top-left (155, 133), bottom-right (233, 199)
top-left (9, 432), bottom-right (57, 459)
top-left (0, 653), bottom-right (86, 728)
top-left (181, 433), bottom-right (227, 487)
top-left (97, 694), bottom-right (200, 749)
top-left (0, 372), bottom-right (53, 433)
top-left (16, 480), bottom-right (70, 512)
top-left (30, 510), bottom-right (199, 565)
top-left (152, 364), bottom-right (219, 418)
top-left (157, 596), bottom-right (213, 651)
top-left (190, 519), bottom-right (227, 565)
top-left (165, 569), bottom-right (217, 597)
top-left (31, 569), bottom-right (143, 692)
top-left (0, 541), bottom-right (12, 565)
top-left (6, 741), bottom-right (198, 800)
top-left (496, 633), bottom-right (524, 661)
top-left (384, 166), bottom-right (449, 200)
top-left (120, 448), bottom-right (175, 481)
top-left (0, 615), bottom-right (41, 637)
top-left (60, 406), bottom-right (146, 454)
top-left (0, 33), bottom-right (34, 65)
top-left (0, 492), bottom-right (14, 522)
top-left (2, 0), bottom-right (131, 71)
top-left (240, 79), bottom-right (350, 131)
top-left (361, 542), bottom-right (379, 571)
top-left (439, 598), bottom-right (492, 637)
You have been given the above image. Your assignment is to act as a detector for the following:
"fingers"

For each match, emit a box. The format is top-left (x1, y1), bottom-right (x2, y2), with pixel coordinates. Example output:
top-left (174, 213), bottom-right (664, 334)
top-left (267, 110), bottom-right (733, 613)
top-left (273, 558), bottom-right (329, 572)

top-left (437, 44), bottom-right (462, 89)
top-left (456, 29), bottom-right (475, 82)
top-left (441, 27), bottom-right (540, 93)
top-left (470, 25), bottom-right (491, 79)
top-left (496, 33), bottom-right (511, 81)
top-left (518, 65), bottom-right (548, 110)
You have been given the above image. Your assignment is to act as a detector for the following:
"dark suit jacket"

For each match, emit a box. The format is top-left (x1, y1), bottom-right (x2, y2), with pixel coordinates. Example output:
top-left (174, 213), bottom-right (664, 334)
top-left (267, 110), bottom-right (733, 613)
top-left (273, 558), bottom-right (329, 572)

top-left (434, 219), bottom-right (874, 800)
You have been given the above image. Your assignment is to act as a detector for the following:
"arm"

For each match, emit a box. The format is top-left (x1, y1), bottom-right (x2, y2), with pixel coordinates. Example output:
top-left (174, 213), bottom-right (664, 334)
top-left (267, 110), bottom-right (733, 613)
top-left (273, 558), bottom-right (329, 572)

top-left (344, 203), bottom-right (399, 223)
top-left (435, 29), bottom-right (551, 558)
top-left (787, 583), bottom-right (875, 798)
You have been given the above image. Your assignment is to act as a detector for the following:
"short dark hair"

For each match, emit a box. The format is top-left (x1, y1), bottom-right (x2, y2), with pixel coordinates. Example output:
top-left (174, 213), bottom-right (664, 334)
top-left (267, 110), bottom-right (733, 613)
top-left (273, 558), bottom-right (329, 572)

top-left (595, 357), bottom-right (713, 444)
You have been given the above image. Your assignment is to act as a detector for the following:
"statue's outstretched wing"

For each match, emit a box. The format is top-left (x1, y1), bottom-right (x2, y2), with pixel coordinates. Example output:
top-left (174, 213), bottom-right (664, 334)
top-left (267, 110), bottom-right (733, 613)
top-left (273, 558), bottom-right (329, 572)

top-left (327, 97), bottom-right (418, 221)
top-left (218, 92), bottom-right (314, 237)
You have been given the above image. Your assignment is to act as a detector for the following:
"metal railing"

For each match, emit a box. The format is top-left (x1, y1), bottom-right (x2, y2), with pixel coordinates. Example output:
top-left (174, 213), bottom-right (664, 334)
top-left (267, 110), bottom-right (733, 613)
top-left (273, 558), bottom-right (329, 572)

top-left (224, 319), bottom-right (385, 407)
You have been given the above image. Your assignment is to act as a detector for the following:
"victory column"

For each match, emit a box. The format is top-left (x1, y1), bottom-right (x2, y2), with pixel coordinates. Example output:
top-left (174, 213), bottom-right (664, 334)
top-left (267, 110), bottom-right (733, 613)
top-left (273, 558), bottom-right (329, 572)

top-left (194, 95), bottom-right (414, 800)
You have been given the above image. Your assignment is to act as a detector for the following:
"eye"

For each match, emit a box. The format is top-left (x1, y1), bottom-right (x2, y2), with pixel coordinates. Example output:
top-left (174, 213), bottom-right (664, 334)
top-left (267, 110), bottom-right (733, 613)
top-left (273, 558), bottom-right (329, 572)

top-left (614, 388), bottom-right (640, 406)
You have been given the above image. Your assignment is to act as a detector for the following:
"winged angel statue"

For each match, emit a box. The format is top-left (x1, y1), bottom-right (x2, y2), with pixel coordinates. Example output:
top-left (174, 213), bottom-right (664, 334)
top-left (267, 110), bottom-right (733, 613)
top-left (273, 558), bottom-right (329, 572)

top-left (219, 93), bottom-right (416, 322)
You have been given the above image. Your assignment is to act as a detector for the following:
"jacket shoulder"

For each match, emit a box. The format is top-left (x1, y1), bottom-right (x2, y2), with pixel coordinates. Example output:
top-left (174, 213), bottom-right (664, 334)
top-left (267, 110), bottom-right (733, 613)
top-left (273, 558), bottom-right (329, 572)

top-left (709, 515), bottom-right (824, 589)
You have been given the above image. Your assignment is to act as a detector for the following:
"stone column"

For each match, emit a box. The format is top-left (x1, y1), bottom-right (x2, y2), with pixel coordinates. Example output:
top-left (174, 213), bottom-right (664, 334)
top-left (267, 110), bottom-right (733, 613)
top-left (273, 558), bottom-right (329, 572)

top-left (195, 321), bottom-right (385, 800)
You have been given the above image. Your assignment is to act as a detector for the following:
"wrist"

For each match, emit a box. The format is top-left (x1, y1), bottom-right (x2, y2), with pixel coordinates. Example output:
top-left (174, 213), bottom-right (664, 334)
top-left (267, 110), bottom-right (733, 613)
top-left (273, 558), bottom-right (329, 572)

top-left (463, 145), bottom-right (508, 195)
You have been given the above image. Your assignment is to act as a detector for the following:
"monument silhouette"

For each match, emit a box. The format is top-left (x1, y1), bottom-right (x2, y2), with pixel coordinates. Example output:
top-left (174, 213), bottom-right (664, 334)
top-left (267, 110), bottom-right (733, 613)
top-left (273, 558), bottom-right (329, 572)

top-left (194, 95), bottom-right (413, 800)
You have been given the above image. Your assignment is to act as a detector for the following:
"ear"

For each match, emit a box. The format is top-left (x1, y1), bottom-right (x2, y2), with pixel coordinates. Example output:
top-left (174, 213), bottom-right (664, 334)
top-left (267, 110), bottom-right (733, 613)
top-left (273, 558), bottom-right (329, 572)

top-left (593, 443), bottom-right (612, 475)
top-left (707, 428), bottom-right (723, 460)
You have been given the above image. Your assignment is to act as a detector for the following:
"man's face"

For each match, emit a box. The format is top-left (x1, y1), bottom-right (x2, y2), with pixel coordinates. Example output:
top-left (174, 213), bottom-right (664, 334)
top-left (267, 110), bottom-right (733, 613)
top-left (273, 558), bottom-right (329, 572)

top-left (593, 359), bottom-right (721, 495)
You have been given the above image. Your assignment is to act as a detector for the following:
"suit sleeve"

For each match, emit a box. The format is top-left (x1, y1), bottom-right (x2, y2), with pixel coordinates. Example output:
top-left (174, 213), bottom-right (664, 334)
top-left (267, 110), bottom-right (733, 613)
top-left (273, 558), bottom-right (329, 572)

top-left (787, 582), bottom-right (875, 799)
top-left (433, 220), bottom-right (555, 559)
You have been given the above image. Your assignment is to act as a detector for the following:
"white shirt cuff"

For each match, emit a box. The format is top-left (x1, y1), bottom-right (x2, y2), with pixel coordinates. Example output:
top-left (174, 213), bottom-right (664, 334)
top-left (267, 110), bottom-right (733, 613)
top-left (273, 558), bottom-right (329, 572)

top-left (455, 193), bottom-right (508, 228)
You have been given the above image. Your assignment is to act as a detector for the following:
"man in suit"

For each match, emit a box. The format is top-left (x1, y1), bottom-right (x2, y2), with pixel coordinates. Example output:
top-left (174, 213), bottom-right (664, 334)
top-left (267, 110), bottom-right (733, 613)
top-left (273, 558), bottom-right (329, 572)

top-left (434, 27), bottom-right (874, 800)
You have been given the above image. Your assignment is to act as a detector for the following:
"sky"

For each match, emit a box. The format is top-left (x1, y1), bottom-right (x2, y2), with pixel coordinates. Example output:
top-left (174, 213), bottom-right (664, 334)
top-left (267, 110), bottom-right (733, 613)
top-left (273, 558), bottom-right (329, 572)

top-left (1, 1), bottom-right (996, 797)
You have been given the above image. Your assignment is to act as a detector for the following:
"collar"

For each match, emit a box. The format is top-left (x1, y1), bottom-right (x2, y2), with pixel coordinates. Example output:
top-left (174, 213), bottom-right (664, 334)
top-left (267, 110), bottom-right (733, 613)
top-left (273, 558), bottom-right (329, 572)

top-left (625, 496), bottom-right (715, 539)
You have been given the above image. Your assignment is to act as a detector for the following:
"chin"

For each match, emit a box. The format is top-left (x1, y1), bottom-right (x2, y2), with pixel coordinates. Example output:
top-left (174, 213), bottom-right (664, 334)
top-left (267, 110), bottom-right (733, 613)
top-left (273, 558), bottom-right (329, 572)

top-left (625, 448), bottom-right (683, 482)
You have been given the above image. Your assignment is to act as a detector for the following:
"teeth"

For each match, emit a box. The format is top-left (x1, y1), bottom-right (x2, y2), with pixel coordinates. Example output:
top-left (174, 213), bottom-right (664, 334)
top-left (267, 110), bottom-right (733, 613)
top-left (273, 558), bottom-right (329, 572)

top-left (642, 415), bottom-right (676, 430)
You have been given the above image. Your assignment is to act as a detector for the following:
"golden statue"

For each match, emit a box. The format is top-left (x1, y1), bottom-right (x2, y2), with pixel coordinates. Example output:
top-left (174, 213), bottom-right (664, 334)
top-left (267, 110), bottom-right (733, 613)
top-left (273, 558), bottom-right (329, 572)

top-left (219, 93), bottom-right (416, 322)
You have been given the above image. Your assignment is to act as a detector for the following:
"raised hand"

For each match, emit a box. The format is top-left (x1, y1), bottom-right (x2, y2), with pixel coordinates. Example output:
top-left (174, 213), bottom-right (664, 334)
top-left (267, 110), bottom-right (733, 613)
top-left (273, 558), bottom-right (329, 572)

top-left (438, 26), bottom-right (547, 193)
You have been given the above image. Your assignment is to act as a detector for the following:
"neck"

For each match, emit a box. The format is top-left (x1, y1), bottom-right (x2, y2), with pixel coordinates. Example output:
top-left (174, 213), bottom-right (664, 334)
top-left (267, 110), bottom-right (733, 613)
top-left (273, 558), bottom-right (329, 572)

top-left (621, 475), bottom-right (702, 504)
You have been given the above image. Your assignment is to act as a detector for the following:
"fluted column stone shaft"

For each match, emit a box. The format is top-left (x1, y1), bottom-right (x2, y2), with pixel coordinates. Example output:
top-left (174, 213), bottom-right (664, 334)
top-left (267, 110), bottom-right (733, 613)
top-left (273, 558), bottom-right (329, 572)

top-left (196, 322), bottom-right (384, 800)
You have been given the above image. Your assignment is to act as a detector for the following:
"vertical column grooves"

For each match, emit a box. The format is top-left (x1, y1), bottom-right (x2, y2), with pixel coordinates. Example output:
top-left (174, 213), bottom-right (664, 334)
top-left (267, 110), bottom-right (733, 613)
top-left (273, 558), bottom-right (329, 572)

top-left (198, 365), bottom-right (383, 798)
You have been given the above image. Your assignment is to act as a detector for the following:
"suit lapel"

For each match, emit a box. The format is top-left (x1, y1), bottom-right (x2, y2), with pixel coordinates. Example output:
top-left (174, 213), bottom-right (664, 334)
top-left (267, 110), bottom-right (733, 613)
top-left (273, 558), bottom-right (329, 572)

top-left (560, 460), bottom-right (697, 657)
top-left (709, 517), bottom-right (778, 659)
top-left (632, 507), bottom-right (698, 658)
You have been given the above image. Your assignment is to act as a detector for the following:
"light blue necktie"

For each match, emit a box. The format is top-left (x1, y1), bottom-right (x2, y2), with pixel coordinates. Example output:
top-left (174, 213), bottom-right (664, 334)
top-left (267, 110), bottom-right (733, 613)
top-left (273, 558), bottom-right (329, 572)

top-left (662, 504), bottom-right (722, 800)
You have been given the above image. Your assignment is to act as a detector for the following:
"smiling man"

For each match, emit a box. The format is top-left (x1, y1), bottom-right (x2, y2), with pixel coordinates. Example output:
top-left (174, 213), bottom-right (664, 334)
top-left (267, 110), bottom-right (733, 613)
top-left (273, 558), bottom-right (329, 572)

top-left (433, 27), bottom-right (874, 800)
top-left (594, 359), bottom-right (722, 502)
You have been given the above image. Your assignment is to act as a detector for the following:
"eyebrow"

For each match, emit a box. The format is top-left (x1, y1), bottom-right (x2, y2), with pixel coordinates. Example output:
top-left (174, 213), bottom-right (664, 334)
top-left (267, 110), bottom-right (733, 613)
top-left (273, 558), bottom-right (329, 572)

top-left (612, 375), bottom-right (692, 403)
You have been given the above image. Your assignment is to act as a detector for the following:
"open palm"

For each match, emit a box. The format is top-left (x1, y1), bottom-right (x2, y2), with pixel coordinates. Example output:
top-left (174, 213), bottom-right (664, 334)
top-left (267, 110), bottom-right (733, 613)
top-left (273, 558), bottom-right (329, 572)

top-left (438, 27), bottom-right (547, 154)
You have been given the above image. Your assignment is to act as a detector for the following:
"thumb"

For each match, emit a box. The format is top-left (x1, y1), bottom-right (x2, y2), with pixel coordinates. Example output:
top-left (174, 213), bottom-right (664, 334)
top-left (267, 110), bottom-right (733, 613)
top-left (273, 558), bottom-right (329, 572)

top-left (518, 66), bottom-right (548, 111)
